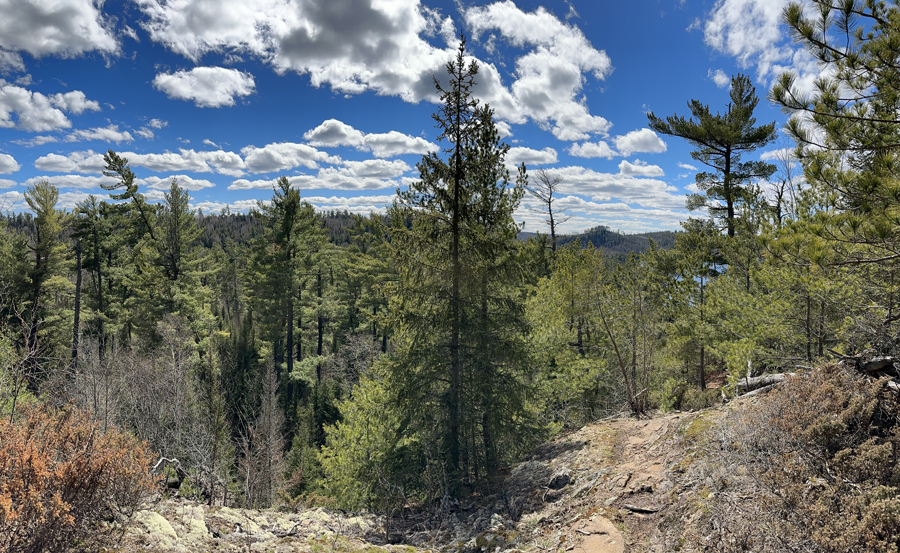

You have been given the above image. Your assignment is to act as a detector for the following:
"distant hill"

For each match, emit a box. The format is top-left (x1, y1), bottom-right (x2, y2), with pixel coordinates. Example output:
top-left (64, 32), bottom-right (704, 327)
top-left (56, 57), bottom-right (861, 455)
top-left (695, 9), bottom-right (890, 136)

top-left (555, 225), bottom-right (677, 257)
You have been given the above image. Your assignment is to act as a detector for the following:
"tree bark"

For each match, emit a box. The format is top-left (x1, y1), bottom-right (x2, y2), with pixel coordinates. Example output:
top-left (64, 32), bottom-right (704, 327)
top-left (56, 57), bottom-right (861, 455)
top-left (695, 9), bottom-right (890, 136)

top-left (448, 67), bottom-right (463, 477)
top-left (72, 240), bottom-right (82, 368)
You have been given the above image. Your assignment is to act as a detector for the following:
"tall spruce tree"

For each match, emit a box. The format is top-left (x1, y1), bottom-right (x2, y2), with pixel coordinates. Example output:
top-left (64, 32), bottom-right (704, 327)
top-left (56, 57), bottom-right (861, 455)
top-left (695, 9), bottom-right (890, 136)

top-left (648, 74), bottom-right (777, 237)
top-left (386, 35), bottom-right (533, 488)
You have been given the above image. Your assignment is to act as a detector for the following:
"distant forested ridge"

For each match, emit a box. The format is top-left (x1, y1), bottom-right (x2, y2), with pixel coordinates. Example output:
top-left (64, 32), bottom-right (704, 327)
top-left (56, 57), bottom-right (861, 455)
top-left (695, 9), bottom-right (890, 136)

top-left (556, 225), bottom-right (676, 257)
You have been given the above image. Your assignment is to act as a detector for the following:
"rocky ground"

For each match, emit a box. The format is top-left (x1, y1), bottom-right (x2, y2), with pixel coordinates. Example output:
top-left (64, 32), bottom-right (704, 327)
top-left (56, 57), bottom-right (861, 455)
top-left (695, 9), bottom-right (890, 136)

top-left (112, 405), bottom-right (738, 553)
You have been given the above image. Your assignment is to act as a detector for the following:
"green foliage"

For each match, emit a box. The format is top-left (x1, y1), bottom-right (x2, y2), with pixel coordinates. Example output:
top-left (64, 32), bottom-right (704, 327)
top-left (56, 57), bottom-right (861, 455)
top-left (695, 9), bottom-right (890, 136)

top-left (528, 244), bottom-right (614, 427)
top-left (23, 180), bottom-right (70, 354)
top-left (319, 365), bottom-right (407, 511)
top-left (529, 243), bottom-right (666, 417)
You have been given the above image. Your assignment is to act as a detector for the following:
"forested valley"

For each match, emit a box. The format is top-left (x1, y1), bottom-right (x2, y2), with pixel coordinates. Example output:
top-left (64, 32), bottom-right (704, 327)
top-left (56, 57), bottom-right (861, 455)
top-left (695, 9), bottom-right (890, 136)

top-left (8, 5), bottom-right (900, 551)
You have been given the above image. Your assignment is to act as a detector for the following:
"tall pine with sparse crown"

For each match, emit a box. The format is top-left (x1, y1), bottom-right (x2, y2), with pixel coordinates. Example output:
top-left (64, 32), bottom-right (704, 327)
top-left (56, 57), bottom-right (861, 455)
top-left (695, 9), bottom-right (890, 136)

top-left (648, 74), bottom-right (776, 238)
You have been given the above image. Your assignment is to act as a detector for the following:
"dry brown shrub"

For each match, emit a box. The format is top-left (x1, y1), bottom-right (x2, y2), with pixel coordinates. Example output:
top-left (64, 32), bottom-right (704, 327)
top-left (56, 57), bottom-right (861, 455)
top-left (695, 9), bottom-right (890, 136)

top-left (0, 403), bottom-right (159, 553)
top-left (676, 364), bottom-right (900, 552)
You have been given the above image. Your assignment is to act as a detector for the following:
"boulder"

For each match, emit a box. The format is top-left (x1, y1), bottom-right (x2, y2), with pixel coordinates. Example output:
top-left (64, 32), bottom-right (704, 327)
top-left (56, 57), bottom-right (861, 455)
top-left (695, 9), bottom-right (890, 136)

top-left (548, 468), bottom-right (571, 490)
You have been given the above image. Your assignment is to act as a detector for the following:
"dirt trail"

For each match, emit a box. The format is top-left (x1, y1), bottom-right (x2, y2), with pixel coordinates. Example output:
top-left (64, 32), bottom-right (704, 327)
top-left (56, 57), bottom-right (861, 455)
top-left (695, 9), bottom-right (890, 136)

top-left (505, 412), bottom-right (697, 553)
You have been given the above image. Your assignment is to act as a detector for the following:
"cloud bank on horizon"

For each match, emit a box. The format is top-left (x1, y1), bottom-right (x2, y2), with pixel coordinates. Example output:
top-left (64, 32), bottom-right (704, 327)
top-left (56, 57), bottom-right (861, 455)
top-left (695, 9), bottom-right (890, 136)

top-left (0, 0), bottom-right (817, 233)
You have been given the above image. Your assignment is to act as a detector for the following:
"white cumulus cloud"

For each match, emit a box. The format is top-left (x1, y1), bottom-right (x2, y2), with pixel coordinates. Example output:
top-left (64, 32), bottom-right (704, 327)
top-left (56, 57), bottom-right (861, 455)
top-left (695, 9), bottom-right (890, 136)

top-left (241, 142), bottom-right (339, 174)
top-left (507, 146), bottom-right (557, 166)
top-left (66, 124), bottom-right (133, 143)
top-left (704, 0), bottom-right (822, 91)
top-left (708, 68), bottom-right (730, 88)
top-left (568, 141), bottom-right (618, 159)
top-left (304, 119), bottom-right (365, 148)
top-left (341, 159), bottom-right (410, 178)
top-left (153, 66), bottom-right (256, 107)
top-left (0, 152), bottom-right (19, 173)
top-left (619, 159), bottom-right (665, 178)
top-left (136, 0), bottom-right (613, 142)
top-left (34, 150), bottom-right (105, 173)
top-left (49, 90), bottom-right (100, 114)
top-left (0, 81), bottom-right (98, 131)
top-left (0, 0), bottom-right (119, 59)
top-left (551, 165), bottom-right (684, 209)
top-left (13, 135), bottom-right (58, 147)
top-left (303, 119), bottom-right (437, 158)
top-left (613, 129), bottom-right (667, 157)
top-left (364, 131), bottom-right (437, 158)
top-left (465, 1), bottom-right (613, 140)
top-left (228, 178), bottom-right (279, 191)
top-left (23, 174), bottom-right (116, 189)
top-left (0, 50), bottom-right (23, 73)
top-left (138, 175), bottom-right (216, 191)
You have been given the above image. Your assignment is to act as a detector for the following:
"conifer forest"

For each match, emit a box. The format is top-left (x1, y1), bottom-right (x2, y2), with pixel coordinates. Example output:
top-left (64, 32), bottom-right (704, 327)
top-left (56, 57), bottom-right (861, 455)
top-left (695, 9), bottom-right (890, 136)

top-left (9, 4), bottom-right (900, 551)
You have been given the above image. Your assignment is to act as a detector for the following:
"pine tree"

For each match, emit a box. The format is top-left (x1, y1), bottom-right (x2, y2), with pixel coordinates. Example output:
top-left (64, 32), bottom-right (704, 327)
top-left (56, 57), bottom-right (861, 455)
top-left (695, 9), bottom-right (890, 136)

top-left (770, 1), bottom-right (900, 355)
top-left (656, 219), bottom-right (724, 390)
top-left (22, 180), bottom-right (69, 385)
top-left (246, 176), bottom-right (327, 446)
top-left (386, 35), bottom-right (533, 488)
top-left (648, 74), bottom-right (777, 237)
top-left (73, 196), bottom-right (111, 360)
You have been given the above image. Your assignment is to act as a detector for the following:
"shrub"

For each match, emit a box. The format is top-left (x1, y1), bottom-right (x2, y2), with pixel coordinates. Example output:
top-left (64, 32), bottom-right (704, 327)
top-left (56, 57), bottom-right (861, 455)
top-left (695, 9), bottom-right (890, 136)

top-left (680, 387), bottom-right (720, 411)
top-left (687, 364), bottom-right (900, 552)
top-left (0, 403), bottom-right (159, 553)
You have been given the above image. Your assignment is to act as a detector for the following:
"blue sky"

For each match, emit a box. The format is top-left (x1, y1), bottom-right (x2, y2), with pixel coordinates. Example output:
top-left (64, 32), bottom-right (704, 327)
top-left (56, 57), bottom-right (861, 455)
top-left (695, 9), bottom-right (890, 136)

top-left (0, 0), bottom-right (817, 233)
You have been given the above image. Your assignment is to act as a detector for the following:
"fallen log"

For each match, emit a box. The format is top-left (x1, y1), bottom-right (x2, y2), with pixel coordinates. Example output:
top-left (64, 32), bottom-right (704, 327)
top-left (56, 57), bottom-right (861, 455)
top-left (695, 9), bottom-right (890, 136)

top-left (735, 373), bottom-right (791, 392)
top-left (623, 504), bottom-right (659, 514)
top-left (828, 349), bottom-right (897, 376)
top-left (860, 357), bottom-right (895, 374)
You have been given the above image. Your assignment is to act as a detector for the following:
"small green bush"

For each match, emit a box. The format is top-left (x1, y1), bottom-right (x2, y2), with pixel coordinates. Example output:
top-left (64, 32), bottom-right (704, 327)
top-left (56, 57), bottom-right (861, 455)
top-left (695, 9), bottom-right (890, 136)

top-left (680, 387), bottom-right (720, 411)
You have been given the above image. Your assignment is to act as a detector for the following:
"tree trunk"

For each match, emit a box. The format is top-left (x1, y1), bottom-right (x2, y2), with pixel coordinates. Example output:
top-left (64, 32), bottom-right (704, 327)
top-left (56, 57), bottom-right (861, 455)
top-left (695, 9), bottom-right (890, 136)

top-left (72, 240), bottom-right (82, 368)
top-left (287, 273), bottom-right (294, 379)
top-left (725, 145), bottom-right (735, 238)
top-left (735, 372), bottom-right (789, 392)
top-left (446, 70), bottom-right (464, 479)
top-left (806, 292), bottom-right (812, 361)
top-left (699, 345), bottom-right (706, 390)
top-left (699, 275), bottom-right (705, 390)
top-left (482, 412), bottom-right (498, 474)
top-left (316, 271), bottom-right (324, 384)
top-left (96, 243), bottom-right (105, 366)
top-left (549, 208), bottom-right (557, 253)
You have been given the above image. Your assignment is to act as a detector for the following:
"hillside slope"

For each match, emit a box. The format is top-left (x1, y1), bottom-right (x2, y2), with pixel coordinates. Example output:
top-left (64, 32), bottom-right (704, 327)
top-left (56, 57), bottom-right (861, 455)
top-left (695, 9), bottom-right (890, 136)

top-left (117, 363), bottom-right (900, 553)
top-left (115, 409), bottom-right (714, 553)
